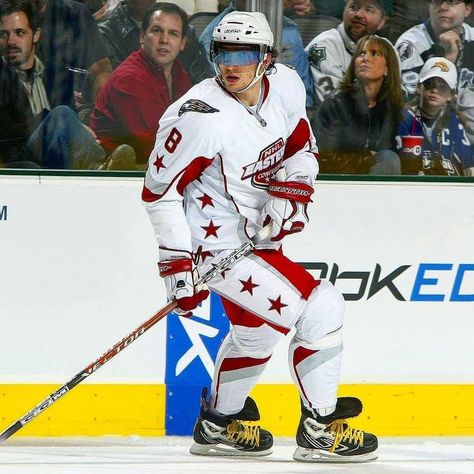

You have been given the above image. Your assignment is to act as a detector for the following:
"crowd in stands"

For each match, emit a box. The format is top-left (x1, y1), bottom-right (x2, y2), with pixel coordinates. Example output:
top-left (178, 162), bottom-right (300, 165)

top-left (0, 0), bottom-right (473, 175)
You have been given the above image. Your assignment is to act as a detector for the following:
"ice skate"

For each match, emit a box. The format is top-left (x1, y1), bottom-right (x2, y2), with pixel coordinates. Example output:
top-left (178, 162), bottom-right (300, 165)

top-left (294, 397), bottom-right (378, 463)
top-left (189, 388), bottom-right (273, 457)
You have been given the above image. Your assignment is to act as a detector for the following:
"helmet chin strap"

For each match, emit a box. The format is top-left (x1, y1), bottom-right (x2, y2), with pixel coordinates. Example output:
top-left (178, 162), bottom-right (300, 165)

top-left (233, 61), bottom-right (267, 94)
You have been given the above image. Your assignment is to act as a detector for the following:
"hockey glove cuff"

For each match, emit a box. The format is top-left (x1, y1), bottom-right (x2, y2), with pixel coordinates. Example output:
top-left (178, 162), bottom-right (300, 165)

top-left (264, 171), bottom-right (314, 242)
top-left (158, 253), bottom-right (209, 317)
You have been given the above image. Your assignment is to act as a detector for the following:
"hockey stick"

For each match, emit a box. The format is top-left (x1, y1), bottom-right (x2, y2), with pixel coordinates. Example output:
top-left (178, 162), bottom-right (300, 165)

top-left (0, 223), bottom-right (272, 442)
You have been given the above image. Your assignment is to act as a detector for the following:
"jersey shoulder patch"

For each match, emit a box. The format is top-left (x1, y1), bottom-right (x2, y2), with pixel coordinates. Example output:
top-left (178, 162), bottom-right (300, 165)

top-left (178, 99), bottom-right (220, 116)
top-left (308, 45), bottom-right (327, 71)
top-left (397, 41), bottom-right (414, 61)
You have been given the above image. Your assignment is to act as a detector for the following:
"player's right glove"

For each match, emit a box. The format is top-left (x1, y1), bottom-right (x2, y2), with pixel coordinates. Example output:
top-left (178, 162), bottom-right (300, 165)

top-left (158, 250), bottom-right (209, 317)
top-left (264, 168), bottom-right (314, 241)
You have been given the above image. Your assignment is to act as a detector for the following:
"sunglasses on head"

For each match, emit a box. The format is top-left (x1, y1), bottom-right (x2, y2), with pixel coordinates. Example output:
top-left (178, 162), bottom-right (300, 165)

top-left (421, 77), bottom-right (452, 93)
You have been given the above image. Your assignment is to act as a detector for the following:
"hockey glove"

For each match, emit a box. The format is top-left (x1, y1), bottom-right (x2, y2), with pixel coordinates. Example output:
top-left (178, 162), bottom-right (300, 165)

top-left (158, 252), bottom-right (209, 317)
top-left (264, 169), bottom-right (314, 242)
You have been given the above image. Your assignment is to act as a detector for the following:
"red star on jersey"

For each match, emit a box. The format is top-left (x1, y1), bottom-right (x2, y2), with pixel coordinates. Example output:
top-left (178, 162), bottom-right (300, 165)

top-left (153, 155), bottom-right (166, 173)
top-left (201, 220), bottom-right (221, 239)
top-left (197, 193), bottom-right (214, 209)
top-left (200, 250), bottom-right (214, 263)
top-left (240, 276), bottom-right (259, 295)
top-left (268, 295), bottom-right (287, 315)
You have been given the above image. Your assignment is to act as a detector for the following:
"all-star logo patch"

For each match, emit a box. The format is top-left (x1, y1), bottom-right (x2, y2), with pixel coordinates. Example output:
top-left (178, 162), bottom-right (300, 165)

top-left (308, 45), bottom-right (326, 71)
top-left (241, 138), bottom-right (285, 189)
top-left (178, 99), bottom-right (220, 116)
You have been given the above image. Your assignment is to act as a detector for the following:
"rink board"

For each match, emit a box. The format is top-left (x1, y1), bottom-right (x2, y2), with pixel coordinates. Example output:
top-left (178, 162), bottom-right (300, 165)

top-left (0, 173), bottom-right (473, 436)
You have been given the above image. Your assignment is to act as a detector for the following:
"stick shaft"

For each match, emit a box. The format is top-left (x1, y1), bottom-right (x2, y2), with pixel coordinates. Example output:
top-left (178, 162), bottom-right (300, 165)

top-left (0, 300), bottom-right (177, 442)
top-left (0, 224), bottom-right (271, 442)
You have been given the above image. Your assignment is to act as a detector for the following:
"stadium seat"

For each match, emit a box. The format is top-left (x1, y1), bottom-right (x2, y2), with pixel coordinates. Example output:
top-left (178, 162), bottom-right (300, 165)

top-left (293, 15), bottom-right (340, 47)
top-left (189, 11), bottom-right (218, 38)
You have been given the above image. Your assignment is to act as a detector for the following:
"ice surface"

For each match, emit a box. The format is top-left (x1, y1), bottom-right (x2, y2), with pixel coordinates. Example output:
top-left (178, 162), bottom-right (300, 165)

top-left (0, 436), bottom-right (473, 474)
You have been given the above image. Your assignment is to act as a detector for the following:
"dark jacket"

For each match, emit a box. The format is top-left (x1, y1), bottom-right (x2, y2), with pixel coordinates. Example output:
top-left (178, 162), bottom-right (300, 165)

top-left (98, 0), bottom-right (213, 84)
top-left (313, 89), bottom-right (398, 173)
top-left (0, 59), bottom-right (33, 164)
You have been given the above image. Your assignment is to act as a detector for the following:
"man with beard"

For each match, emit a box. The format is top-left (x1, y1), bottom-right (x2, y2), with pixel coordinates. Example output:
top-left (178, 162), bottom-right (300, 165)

top-left (0, 0), bottom-right (135, 169)
top-left (305, 0), bottom-right (391, 104)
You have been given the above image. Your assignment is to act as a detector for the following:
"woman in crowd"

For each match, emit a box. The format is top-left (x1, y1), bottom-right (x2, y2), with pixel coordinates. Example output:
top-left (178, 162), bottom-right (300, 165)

top-left (313, 34), bottom-right (402, 174)
top-left (397, 57), bottom-right (474, 176)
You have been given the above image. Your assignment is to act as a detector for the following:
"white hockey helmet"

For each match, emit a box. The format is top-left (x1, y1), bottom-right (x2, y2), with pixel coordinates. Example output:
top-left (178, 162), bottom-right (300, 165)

top-left (212, 11), bottom-right (274, 48)
top-left (211, 11), bottom-right (274, 94)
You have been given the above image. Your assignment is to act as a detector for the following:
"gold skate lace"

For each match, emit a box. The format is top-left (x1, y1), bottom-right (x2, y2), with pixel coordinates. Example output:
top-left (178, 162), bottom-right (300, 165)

top-left (327, 419), bottom-right (364, 453)
top-left (226, 420), bottom-right (260, 447)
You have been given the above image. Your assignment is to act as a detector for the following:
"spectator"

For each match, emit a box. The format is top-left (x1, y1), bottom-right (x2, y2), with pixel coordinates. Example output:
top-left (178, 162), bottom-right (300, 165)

top-left (397, 57), bottom-right (474, 175)
top-left (200, 0), bottom-right (314, 105)
top-left (98, 0), bottom-right (213, 83)
top-left (306, 0), bottom-right (391, 104)
top-left (90, 2), bottom-right (192, 168)
top-left (0, 58), bottom-right (132, 169)
top-left (313, 34), bottom-right (402, 174)
top-left (0, 0), bottom-right (134, 169)
top-left (33, 0), bottom-right (113, 113)
top-left (395, 0), bottom-right (474, 102)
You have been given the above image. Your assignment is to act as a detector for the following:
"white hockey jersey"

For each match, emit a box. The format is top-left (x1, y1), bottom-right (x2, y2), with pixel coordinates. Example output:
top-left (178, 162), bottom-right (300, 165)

top-left (142, 64), bottom-right (319, 260)
top-left (305, 23), bottom-right (356, 105)
top-left (395, 22), bottom-right (474, 99)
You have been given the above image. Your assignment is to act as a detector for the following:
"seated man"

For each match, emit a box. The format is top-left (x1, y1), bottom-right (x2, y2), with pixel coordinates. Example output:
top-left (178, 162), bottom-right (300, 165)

top-left (395, 0), bottom-right (474, 101)
top-left (90, 2), bottom-right (192, 168)
top-left (201, 0), bottom-right (314, 105)
top-left (0, 0), bottom-right (134, 169)
top-left (98, 0), bottom-right (213, 84)
top-left (306, 0), bottom-right (391, 104)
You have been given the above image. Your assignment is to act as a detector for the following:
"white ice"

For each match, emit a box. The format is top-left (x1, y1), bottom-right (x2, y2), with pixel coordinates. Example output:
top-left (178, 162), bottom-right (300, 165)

top-left (1, 436), bottom-right (473, 474)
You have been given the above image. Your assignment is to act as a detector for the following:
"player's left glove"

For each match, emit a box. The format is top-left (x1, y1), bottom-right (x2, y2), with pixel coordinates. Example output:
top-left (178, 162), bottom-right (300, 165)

top-left (264, 168), bottom-right (314, 241)
top-left (158, 250), bottom-right (209, 317)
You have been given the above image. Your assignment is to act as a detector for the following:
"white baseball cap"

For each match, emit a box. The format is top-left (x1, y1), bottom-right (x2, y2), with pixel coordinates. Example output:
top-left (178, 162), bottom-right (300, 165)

top-left (419, 57), bottom-right (457, 90)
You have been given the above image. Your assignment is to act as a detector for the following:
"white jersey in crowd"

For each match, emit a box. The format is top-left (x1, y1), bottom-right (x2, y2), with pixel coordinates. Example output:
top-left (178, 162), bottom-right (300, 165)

top-left (305, 23), bottom-right (356, 105)
top-left (395, 22), bottom-right (474, 99)
top-left (142, 64), bottom-right (319, 261)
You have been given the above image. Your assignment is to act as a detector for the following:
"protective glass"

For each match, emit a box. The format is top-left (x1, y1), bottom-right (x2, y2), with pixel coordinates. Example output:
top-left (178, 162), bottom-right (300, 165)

top-left (421, 77), bottom-right (452, 93)
top-left (213, 48), bottom-right (262, 66)
top-left (430, 0), bottom-right (465, 7)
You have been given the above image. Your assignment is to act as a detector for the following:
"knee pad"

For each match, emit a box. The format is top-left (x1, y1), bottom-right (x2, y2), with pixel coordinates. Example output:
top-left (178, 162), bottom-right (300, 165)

top-left (294, 279), bottom-right (345, 345)
top-left (231, 323), bottom-right (284, 357)
top-left (291, 326), bottom-right (343, 352)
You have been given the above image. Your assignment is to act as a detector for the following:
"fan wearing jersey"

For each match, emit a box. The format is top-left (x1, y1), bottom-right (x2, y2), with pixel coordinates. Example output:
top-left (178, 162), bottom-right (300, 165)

top-left (142, 10), bottom-right (378, 463)
top-left (395, 0), bottom-right (474, 101)
top-left (397, 57), bottom-right (474, 175)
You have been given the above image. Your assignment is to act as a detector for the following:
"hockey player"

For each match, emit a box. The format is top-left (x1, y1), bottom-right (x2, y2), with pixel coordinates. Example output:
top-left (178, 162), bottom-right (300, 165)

top-left (142, 10), bottom-right (378, 463)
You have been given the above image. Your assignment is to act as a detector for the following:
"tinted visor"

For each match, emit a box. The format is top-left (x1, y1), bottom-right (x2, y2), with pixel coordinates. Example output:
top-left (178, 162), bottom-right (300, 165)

top-left (214, 46), bottom-right (262, 66)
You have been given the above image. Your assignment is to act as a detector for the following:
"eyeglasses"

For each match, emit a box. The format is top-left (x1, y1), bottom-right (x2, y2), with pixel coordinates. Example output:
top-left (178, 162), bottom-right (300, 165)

top-left (421, 77), bottom-right (452, 93)
top-left (430, 0), bottom-right (465, 7)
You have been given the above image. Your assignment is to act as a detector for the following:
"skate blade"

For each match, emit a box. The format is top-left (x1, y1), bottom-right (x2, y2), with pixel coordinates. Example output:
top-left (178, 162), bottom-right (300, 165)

top-left (293, 446), bottom-right (378, 463)
top-left (190, 442), bottom-right (273, 457)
